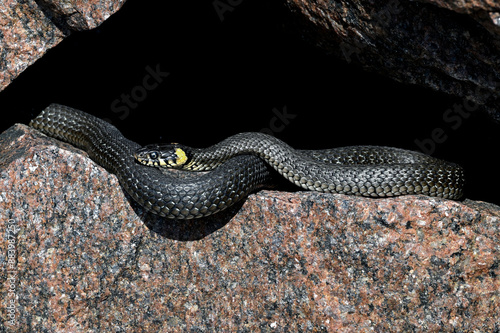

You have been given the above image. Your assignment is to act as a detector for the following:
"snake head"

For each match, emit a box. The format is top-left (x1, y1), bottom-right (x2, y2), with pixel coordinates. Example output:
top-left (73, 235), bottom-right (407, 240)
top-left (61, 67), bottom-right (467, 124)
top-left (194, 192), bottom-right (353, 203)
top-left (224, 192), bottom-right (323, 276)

top-left (134, 143), bottom-right (189, 169)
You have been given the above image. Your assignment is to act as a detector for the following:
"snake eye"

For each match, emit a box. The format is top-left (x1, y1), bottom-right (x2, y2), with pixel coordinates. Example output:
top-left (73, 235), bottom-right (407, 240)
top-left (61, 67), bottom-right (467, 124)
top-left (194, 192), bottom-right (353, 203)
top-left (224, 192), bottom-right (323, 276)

top-left (149, 152), bottom-right (158, 160)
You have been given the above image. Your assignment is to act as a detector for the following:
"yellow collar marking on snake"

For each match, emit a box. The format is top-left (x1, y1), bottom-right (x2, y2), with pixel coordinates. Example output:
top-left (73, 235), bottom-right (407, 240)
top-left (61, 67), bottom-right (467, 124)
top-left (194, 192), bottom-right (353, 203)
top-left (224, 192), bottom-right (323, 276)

top-left (175, 148), bottom-right (188, 166)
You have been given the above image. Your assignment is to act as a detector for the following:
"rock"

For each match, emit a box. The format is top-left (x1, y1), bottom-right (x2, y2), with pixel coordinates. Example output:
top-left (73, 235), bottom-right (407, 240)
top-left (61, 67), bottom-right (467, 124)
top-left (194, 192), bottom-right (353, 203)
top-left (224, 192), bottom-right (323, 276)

top-left (0, 124), bottom-right (499, 332)
top-left (422, 0), bottom-right (500, 35)
top-left (0, 0), bottom-right (124, 91)
top-left (282, 0), bottom-right (500, 122)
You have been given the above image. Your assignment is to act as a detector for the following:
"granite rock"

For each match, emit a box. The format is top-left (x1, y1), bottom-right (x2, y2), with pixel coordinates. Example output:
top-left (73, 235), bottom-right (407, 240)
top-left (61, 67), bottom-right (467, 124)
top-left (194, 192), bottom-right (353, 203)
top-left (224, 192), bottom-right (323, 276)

top-left (421, 0), bottom-right (500, 35)
top-left (0, 124), bottom-right (499, 332)
top-left (0, 0), bottom-right (124, 91)
top-left (282, 0), bottom-right (500, 122)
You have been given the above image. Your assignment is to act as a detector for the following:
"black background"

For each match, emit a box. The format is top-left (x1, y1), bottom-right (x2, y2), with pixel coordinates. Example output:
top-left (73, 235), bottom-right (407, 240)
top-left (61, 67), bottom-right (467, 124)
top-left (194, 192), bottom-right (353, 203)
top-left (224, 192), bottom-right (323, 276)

top-left (1, 0), bottom-right (498, 205)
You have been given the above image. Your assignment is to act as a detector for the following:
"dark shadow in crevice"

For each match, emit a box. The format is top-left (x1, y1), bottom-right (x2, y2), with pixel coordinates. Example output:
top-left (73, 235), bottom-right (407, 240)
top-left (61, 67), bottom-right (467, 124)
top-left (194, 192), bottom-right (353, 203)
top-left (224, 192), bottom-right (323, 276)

top-left (34, 0), bottom-right (89, 34)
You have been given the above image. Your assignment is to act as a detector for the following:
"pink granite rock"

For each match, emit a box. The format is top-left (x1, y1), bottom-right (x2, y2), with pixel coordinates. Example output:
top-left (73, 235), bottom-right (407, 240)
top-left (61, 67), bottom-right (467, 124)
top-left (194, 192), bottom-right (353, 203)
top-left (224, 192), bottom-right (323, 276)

top-left (283, 0), bottom-right (500, 122)
top-left (0, 124), bottom-right (499, 331)
top-left (0, 0), bottom-right (124, 91)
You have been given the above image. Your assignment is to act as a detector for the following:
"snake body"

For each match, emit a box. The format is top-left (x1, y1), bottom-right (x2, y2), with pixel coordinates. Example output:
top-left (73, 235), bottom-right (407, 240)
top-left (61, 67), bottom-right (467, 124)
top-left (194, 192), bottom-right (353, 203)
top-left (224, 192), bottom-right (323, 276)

top-left (29, 104), bottom-right (465, 219)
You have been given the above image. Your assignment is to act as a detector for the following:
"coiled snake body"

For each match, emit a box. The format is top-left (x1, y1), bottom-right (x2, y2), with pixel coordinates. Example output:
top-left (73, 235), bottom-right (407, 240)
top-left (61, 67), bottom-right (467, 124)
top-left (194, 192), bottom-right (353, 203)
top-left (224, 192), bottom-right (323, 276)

top-left (29, 104), bottom-right (465, 219)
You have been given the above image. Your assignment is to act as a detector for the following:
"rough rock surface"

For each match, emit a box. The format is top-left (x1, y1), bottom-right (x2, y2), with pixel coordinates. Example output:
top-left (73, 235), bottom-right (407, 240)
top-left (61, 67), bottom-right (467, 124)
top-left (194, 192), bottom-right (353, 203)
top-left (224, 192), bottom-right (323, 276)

top-left (0, 0), bottom-right (124, 91)
top-left (0, 124), bottom-right (499, 332)
top-left (282, 0), bottom-right (500, 122)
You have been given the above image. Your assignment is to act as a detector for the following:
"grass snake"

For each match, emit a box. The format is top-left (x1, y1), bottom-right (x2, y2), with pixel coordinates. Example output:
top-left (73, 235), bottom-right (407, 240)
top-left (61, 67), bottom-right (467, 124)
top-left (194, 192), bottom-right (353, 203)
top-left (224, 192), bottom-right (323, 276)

top-left (29, 104), bottom-right (465, 219)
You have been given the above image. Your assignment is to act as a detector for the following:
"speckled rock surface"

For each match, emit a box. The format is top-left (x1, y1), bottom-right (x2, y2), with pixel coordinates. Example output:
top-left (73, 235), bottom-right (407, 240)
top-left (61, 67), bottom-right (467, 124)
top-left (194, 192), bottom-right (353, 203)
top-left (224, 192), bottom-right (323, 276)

top-left (0, 0), bottom-right (125, 91)
top-left (1, 124), bottom-right (499, 332)
top-left (282, 0), bottom-right (500, 122)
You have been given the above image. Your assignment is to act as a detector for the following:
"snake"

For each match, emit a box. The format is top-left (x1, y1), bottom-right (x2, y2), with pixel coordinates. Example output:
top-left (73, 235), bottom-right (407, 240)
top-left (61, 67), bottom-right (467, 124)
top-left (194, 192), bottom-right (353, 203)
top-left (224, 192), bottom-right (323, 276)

top-left (29, 104), bottom-right (465, 219)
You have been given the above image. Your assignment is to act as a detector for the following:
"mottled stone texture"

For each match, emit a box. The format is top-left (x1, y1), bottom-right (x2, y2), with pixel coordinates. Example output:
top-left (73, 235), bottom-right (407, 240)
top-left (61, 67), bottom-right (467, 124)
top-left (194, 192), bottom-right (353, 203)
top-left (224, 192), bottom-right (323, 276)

top-left (282, 0), bottom-right (500, 122)
top-left (0, 124), bottom-right (499, 332)
top-left (0, 0), bottom-right (124, 91)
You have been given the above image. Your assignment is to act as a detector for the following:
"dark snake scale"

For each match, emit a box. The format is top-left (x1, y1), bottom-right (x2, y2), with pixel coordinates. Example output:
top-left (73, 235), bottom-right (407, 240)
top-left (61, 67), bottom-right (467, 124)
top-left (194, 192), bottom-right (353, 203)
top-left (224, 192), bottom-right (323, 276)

top-left (29, 104), bottom-right (465, 219)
